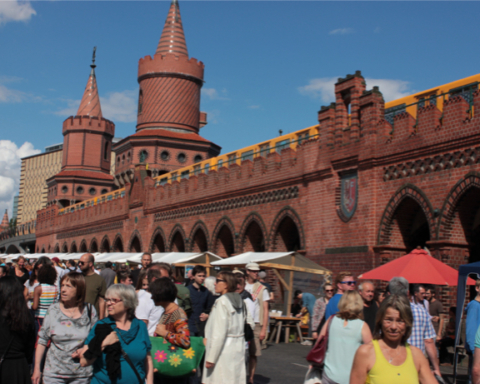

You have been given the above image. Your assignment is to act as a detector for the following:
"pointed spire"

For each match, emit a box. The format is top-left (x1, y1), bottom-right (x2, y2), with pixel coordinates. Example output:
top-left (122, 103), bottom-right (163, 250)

top-left (77, 47), bottom-right (103, 118)
top-left (1, 210), bottom-right (8, 231)
top-left (156, 0), bottom-right (188, 57)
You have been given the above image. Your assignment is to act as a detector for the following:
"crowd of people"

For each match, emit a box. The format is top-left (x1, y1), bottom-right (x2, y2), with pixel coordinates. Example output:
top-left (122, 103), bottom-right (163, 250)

top-left (2, 254), bottom-right (480, 384)
top-left (0, 254), bottom-right (275, 384)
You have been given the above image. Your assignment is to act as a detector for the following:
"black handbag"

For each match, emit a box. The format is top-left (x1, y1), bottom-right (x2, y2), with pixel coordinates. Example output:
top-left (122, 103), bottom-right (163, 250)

top-left (243, 303), bottom-right (254, 342)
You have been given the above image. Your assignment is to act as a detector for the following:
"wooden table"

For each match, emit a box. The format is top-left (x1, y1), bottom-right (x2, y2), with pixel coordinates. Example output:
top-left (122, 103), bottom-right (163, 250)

top-left (269, 316), bottom-right (304, 344)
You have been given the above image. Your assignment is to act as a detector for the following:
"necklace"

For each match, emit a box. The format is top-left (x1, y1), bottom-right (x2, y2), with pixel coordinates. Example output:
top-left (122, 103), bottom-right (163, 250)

top-left (385, 346), bottom-right (400, 363)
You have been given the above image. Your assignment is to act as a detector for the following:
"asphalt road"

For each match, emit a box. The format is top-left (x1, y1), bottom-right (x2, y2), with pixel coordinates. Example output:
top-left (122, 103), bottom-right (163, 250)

top-left (253, 342), bottom-right (470, 384)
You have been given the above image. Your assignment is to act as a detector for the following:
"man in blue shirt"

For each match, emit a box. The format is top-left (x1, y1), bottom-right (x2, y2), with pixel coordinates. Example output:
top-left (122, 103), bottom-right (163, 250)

top-left (295, 289), bottom-right (316, 345)
top-left (466, 280), bottom-right (480, 380)
top-left (187, 265), bottom-right (213, 337)
top-left (325, 271), bottom-right (356, 319)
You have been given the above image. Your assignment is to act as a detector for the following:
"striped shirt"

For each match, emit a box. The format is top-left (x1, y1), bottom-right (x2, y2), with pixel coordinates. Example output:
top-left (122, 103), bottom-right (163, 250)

top-left (35, 284), bottom-right (58, 319)
top-left (407, 301), bottom-right (436, 353)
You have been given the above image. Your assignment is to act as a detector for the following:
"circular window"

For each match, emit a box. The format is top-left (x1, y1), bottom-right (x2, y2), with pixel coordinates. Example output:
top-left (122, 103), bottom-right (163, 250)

top-left (76, 186), bottom-right (84, 194)
top-left (177, 152), bottom-right (187, 163)
top-left (194, 154), bottom-right (203, 163)
top-left (101, 189), bottom-right (108, 194)
top-left (160, 151), bottom-right (170, 161)
top-left (139, 150), bottom-right (149, 162)
top-left (89, 188), bottom-right (96, 196)
top-left (61, 186), bottom-right (68, 194)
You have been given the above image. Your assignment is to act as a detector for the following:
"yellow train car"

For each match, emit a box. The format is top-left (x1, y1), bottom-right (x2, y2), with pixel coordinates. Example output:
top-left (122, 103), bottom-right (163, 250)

top-left (154, 125), bottom-right (319, 186)
top-left (384, 73), bottom-right (480, 126)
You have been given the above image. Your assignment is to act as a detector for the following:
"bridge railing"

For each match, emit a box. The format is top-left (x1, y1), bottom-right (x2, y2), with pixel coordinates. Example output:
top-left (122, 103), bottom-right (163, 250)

top-left (0, 219), bottom-right (36, 241)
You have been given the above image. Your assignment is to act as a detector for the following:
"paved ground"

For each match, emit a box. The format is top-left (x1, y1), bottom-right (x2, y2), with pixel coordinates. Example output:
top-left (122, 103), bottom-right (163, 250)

top-left (253, 342), bottom-right (470, 384)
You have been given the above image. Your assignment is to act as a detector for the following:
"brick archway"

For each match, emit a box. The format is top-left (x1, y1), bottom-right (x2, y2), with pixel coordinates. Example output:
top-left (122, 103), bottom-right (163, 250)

top-left (149, 227), bottom-right (167, 253)
top-left (70, 241), bottom-right (77, 253)
top-left (53, 243), bottom-right (60, 253)
top-left (100, 235), bottom-right (110, 252)
top-left (90, 238), bottom-right (99, 253)
top-left (239, 213), bottom-right (267, 252)
top-left (188, 221), bottom-right (209, 252)
top-left (437, 172), bottom-right (480, 240)
top-left (377, 184), bottom-right (435, 249)
top-left (112, 234), bottom-right (124, 252)
top-left (269, 206), bottom-right (305, 251)
top-left (212, 217), bottom-right (236, 257)
top-left (129, 231), bottom-right (143, 252)
top-left (62, 242), bottom-right (68, 253)
top-left (168, 225), bottom-right (186, 252)
top-left (79, 240), bottom-right (88, 253)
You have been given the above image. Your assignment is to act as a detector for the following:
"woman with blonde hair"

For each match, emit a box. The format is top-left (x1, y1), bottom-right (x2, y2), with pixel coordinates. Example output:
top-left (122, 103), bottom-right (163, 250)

top-left (305, 290), bottom-right (372, 384)
top-left (350, 295), bottom-right (436, 384)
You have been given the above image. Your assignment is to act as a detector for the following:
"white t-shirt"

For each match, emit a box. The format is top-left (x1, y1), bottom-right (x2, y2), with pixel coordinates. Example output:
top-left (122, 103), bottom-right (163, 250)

top-left (136, 290), bottom-right (165, 336)
top-left (245, 282), bottom-right (270, 323)
top-left (55, 266), bottom-right (66, 289)
top-left (24, 280), bottom-right (39, 309)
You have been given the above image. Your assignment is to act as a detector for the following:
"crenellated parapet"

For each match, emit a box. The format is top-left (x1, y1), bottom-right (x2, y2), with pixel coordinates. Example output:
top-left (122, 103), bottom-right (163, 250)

top-left (138, 53), bottom-right (204, 84)
top-left (62, 115), bottom-right (115, 136)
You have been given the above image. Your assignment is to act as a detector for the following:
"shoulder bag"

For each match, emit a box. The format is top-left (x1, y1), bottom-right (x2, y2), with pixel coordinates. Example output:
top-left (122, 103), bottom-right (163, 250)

top-left (0, 335), bottom-right (14, 366)
top-left (306, 315), bottom-right (334, 367)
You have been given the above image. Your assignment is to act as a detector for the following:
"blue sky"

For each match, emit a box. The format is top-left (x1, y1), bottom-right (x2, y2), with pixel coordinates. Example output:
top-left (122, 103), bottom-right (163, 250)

top-left (1, 0), bottom-right (479, 214)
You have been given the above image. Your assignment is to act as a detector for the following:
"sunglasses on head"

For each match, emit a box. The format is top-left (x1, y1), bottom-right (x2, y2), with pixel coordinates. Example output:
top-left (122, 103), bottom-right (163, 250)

top-left (341, 281), bottom-right (356, 286)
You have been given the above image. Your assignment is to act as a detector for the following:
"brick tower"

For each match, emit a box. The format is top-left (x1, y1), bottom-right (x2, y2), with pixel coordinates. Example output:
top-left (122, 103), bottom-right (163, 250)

top-left (0, 210), bottom-right (8, 232)
top-left (113, 0), bottom-right (220, 185)
top-left (47, 50), bottom-right (115, 208)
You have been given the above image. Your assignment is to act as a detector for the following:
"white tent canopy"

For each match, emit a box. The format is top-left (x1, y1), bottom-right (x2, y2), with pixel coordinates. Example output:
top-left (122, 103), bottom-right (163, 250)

top-left (143, 252), bottom-right (222, 265)
top-left (211, 251), bottom-right (331, 275)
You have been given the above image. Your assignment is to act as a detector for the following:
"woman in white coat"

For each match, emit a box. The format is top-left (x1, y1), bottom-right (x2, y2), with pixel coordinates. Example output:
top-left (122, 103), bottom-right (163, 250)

top-left (202, 271), bottom-right (246, 384)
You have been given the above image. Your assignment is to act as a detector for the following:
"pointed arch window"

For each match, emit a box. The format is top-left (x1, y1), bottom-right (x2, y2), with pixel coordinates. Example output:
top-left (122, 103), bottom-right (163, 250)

top-left (104, 141), bottom-right (109, 160)
top-left (138, 89), bottom-right (143, 115)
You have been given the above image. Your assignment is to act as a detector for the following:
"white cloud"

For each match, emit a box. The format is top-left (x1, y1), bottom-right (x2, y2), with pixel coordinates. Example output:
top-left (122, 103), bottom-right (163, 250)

top-left (298, 77), bottom-right (414, 103)
top-left (0, 1), bottom-right (36, 25)
top-left (0, 140), bottom-right (41, 216)
top-left (101, 90), bottom-right (137, 123)
top-left (202, 87), bottom-right (229, 101)
top-left (54, 90), bottom-right (138, 123)
top-left (329, 28), bottom-right (355, 35)
top-left (0, 84), bottom-right (26, 102)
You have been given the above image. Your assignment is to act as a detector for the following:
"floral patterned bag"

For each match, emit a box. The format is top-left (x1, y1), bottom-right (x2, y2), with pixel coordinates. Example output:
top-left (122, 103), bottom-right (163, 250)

top-left (150, 336), bottom-right (205, 377)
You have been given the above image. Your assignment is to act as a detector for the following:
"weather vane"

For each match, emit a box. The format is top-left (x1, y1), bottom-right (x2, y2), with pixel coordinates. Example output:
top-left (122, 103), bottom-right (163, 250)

top-left (91, 46), bottom-right (97, 69)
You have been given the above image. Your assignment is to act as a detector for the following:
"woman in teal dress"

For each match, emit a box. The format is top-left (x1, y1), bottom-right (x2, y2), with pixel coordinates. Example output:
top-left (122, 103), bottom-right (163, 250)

top-left (75, 284), bottom-right (153, 384)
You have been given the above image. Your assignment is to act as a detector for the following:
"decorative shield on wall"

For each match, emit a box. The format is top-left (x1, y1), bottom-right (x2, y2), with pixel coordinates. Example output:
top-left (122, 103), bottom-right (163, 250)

top-left (340, 173), bottom-right (358, 220)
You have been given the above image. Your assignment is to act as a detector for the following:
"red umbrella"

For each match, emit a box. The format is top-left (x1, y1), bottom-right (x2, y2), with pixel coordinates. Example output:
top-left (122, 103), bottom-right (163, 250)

top-left (358, 248), bottom-right (476, 286)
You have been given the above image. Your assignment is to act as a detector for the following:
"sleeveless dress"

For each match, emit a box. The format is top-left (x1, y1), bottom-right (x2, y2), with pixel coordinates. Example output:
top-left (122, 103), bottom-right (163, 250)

top-left (366, 340), bottom-right (419, 384)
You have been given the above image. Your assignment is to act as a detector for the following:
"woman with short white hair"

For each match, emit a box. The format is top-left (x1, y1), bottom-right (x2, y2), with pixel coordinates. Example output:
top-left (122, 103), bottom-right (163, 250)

top-left (75, 284), bottom-right (153, 384)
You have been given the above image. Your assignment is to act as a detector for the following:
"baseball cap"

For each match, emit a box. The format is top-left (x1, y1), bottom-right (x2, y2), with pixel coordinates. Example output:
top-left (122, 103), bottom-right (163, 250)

top-left (245, 262), bottom-right (260, 271)
top-left (232, 268), bottom-right (244, 276)
top-left (52, 257), bottom-right (60, 263)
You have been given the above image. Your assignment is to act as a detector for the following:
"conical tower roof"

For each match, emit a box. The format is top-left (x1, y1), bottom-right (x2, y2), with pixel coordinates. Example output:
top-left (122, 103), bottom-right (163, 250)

top-left (77, 48), bottom-right (103, 118)
top-left (1, 210), bottom-right (8, 231)
top-left (155, 0), bottom-right (188, 57)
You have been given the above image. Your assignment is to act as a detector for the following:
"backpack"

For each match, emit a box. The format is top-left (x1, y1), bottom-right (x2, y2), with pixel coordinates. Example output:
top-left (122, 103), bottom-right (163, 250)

top-left (176, 284), bottom-right (193, 318)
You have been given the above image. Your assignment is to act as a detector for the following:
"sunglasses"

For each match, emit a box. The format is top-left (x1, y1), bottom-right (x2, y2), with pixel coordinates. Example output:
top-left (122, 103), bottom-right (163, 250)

top-left (78, 261), bottom-right (88, 266)
top-left (325, 289), bottom-right (334, 292)
top-left (216, 278), bottom-right (225, 283)
top-left (105, 298), bottom-right (123, 305)
top-left (341, 281), bottom-right (357, 286)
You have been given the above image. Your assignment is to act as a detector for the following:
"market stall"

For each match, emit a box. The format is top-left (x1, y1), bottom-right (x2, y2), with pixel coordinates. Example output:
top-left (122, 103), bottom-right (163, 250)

top-left (211, 251), bottom-right (331, 317)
